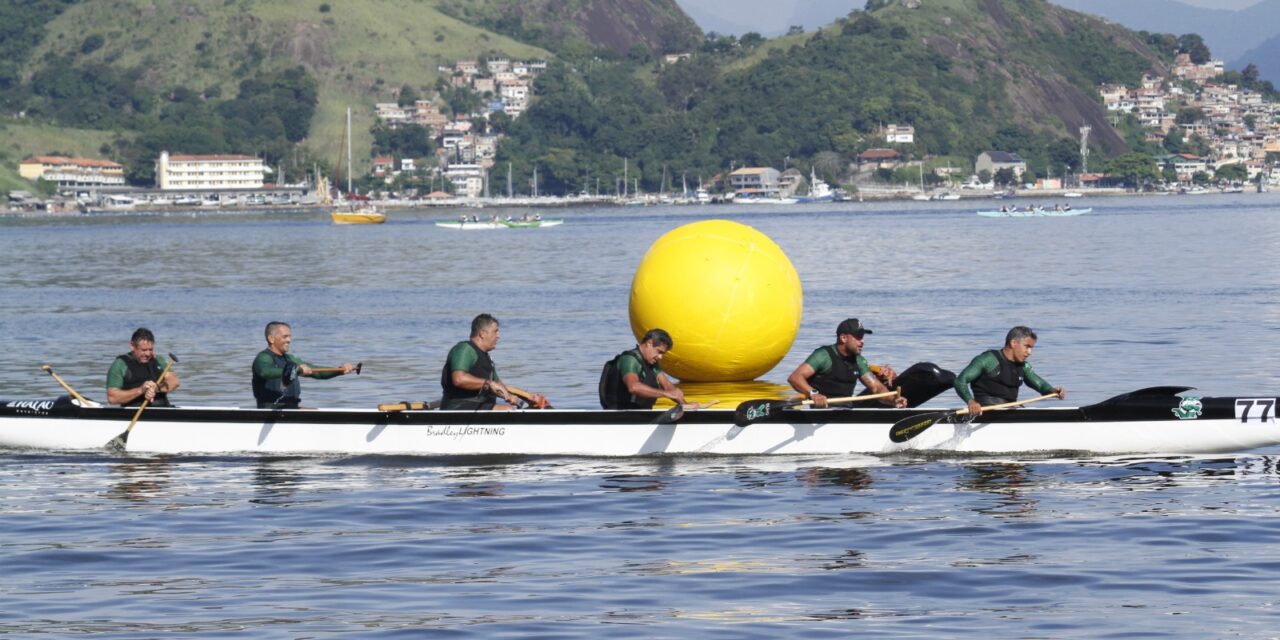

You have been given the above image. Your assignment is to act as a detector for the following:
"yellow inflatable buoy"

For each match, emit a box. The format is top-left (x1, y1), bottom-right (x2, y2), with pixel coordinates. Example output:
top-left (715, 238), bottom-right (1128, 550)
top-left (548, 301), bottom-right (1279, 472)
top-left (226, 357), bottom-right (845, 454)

top-left (628, 220), bottom-right (803, 382)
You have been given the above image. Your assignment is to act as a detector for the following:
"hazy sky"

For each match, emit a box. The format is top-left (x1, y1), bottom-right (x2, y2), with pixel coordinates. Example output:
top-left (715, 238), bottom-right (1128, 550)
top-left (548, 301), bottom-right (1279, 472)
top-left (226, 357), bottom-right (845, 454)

top-left (674, 0), bottom-right (1265, 35)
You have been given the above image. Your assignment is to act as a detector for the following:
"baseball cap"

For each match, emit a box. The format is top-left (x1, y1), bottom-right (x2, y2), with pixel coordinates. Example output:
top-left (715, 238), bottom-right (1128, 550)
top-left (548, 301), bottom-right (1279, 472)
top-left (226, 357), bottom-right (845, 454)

top-left (837, 318), bottom-right (872, 337)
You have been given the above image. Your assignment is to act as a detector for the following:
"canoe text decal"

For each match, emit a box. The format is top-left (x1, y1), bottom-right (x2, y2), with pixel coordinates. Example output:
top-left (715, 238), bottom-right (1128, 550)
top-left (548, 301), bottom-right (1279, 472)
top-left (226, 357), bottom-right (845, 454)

top-left (423, 425), bottom-right (506, 439)
top-left (1234, 398), bottom-right (1277, 423)
top-left (1172, 396), bottom-right (1203, 420)
top-left (3, 400), bottom-right (56, 414)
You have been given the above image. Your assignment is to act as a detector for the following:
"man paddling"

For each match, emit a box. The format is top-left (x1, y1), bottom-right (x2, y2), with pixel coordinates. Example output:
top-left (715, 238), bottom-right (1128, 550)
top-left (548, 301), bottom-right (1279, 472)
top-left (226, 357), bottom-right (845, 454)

top-left (441, 314), bottom-right (549, 411)
top-left (599, 328), bottom-right (686, 409)
top-left (106, 327), bottom-right (181, 407)
top-left (786, 318), bottom-right (907, 408)
top-left (954, 325), bottom-right (1065, 416)
top-left (252, 321), bottom-right (356, 409)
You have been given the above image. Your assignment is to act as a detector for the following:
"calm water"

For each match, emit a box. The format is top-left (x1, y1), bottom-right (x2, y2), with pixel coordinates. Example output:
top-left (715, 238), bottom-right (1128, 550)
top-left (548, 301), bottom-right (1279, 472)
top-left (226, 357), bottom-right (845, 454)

top-left (3, 194), bottom-right (1280, 636)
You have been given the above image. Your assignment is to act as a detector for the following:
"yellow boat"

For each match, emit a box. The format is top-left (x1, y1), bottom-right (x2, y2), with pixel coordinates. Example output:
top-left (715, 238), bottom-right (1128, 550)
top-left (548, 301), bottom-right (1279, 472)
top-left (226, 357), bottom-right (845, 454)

top-left (328, 107), bottom-right (387, 225)
top-left (331, 207), bottom-right (385, 224)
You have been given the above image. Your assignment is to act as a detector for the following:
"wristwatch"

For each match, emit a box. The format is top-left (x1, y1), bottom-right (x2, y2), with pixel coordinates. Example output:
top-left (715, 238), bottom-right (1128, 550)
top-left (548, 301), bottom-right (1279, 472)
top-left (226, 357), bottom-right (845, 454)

top-left (809, 389), bottom-right (819, 398)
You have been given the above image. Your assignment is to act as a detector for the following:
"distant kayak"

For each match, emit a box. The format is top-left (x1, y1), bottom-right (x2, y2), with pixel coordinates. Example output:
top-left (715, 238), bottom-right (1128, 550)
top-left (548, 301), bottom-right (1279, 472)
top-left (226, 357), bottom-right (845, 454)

top-left (977, 208), bottom-right (1092, 218)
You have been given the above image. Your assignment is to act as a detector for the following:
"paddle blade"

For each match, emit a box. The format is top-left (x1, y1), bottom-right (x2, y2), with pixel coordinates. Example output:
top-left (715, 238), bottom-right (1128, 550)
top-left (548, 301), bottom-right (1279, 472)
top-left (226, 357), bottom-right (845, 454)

top-left (888, 411), bottom-right (948, 443)
top-left (733, 398), bottom-right (786, 427)
top-left (655, 404), bottom-right (684, 424)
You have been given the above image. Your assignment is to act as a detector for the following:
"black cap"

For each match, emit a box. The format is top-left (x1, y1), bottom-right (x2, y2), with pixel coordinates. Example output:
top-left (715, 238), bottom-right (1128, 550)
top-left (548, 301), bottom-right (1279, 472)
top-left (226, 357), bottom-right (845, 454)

top-left (837, 318), bottom-right (872, 337)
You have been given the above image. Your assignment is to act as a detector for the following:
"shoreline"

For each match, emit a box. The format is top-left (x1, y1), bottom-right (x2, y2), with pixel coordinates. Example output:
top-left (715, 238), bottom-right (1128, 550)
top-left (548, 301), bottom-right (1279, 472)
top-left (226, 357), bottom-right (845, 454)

top-left (2, 186), bottom-right (1268, 219)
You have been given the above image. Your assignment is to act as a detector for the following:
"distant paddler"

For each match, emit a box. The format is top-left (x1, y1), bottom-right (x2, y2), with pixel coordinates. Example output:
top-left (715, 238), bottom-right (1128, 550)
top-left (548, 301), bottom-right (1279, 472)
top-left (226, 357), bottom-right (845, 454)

top-left (106, 327), bottom-right (181, 407)
top-left (252, 321), bottom-right (358, 409)
top-left (441, 313), bottom-right (549, 411)
top-left (954, 325), bottom-right (1065, 416)
top-left (598, 328), bottom-right (686, 409)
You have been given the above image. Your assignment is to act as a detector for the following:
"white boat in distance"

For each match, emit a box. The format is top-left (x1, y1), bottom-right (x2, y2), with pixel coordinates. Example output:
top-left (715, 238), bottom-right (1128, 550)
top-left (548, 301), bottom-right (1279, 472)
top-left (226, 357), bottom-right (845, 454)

top-left (2, 388), bottom-right (1276, 456)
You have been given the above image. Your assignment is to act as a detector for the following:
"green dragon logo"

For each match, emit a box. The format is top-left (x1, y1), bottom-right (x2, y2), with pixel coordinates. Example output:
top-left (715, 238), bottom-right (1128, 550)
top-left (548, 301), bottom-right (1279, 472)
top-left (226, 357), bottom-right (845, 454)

top-left (1172, 396), bottom-right (1203, 420)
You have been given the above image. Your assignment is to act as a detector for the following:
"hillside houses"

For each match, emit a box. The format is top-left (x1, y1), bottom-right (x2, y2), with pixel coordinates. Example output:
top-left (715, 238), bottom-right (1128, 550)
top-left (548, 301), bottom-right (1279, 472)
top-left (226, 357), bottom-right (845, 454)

top-left (1100, 57), bottom-right (1280, 185)
top-left (371, 58), bottom-right (547, 194)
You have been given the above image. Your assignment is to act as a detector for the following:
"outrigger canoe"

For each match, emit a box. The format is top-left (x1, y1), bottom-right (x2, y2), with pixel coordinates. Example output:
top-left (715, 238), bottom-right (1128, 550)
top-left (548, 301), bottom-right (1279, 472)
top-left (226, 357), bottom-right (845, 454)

top-left (977, 208), bottom-right (1092, 218)
top-left (1, 387), bottom-right (1276, 456)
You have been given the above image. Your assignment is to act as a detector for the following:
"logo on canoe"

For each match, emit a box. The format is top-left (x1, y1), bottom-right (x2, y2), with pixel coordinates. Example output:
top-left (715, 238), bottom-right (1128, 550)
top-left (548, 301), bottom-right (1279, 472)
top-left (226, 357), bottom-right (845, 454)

top-left (1172, 396), bottom-right (1203, 420)
top-left (745, 405), bottom-right (770, 421)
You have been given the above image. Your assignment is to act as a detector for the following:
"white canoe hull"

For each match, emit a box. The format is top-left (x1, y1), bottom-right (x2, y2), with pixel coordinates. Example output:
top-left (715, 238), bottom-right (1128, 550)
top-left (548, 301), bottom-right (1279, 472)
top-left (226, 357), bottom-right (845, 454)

top-left (2, 395), bottom-right (1277, 456)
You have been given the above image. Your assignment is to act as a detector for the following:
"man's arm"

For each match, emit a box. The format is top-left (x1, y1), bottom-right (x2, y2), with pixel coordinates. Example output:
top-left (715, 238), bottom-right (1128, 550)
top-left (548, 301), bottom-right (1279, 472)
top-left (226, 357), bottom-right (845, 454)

top-left (1024, 364), bottom-right (1065, 399)
top-left (106, 358), bottom-right (147, 405)
top-left (953, 352), bottom-right (999, 413)
top-left (788, 349), bottom-right (832, 407)
top-left (619, 354), bottom-right (684, 404)
top-left (859, 370), bottom-right (907, 407)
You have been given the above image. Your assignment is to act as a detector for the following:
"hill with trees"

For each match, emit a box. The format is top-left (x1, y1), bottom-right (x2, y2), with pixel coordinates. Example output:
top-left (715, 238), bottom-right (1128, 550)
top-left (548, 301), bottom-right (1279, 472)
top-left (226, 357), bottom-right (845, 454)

top-left (0, 0), bottom-right (1218, 193)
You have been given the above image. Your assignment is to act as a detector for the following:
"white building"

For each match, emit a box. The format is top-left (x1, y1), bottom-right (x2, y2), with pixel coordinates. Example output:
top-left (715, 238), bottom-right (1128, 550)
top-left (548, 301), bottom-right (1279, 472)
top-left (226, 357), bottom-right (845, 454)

top-left (884, 124), bottom-right (915, 144)
top-left (155, 151), bottom-right (265, 190)
top-left (444, 163), bottom-right (486, 198)
top-left (19, 156), bottom-right (126, 187)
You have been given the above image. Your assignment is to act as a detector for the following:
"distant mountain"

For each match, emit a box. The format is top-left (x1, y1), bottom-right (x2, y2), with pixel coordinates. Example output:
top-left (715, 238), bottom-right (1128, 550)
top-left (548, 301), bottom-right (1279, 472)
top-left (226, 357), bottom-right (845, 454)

top-left (1233, 35), bottom-right (1280, 84)
top-left (1049, 0), bottom-right (1280, 65)
top-left (674, 0), bottom-right (860, 36)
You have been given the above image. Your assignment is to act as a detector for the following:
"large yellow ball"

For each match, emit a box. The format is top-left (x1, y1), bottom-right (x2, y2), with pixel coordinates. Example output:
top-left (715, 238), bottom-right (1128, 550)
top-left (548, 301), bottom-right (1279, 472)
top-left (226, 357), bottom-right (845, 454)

top-left (629, 220), bottom-right (803, 382)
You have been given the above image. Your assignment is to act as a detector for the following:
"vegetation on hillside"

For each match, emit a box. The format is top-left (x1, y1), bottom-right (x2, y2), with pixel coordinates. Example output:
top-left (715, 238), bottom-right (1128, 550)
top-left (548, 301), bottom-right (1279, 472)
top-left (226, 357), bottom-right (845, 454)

top-left (0, 0), bottom-right (1244, 192)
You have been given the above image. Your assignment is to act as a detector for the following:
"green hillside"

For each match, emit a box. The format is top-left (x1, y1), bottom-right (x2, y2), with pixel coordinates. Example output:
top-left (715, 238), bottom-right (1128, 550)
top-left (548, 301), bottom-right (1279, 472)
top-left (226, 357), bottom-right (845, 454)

top-left (23, 0), bottom-right (548, 174)
top-left (495, 0), bottom-right (1182, 195)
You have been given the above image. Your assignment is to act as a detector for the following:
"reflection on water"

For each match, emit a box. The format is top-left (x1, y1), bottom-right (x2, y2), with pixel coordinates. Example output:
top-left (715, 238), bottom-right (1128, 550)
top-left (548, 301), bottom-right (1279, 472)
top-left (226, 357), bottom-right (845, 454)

top-left (801, 467), bottom-right (873, 493)
top-left (108, 459), bottom-right (174, 503)
top-left (957, 463), bottom-right (1039, 517)
top-left (250, 459), bottom-right (306, 505)
top-left (665, 379), bottom-right (795, 408)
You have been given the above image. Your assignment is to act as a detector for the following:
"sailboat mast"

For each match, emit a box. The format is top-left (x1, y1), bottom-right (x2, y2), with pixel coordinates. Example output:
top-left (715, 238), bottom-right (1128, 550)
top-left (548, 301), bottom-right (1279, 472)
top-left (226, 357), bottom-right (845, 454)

top-left (346, 107), bottom-right (353, 196)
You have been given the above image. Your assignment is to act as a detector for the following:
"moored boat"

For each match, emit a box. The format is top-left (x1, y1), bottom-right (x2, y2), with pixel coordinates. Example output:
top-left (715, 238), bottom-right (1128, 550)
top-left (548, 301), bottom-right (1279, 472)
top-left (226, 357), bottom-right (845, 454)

top-left (331, 207), bottom-right (386, 225)
top-left (2, 388), bottom-right (1275, 456)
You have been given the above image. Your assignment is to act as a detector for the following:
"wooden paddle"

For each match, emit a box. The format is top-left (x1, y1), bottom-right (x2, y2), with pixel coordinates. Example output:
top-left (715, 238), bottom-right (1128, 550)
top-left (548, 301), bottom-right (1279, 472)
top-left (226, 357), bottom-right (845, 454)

top-left (507, 385), bottom-right (552, 409)
top-left (378, 400), bottom-right (439, 411)
top-left (106, 353), bottom-right (178, 450)
top-left (309, 362), bottom-right (362, 375)
top-left (655, 400), bottom-right (720, 424)
top-left (733, 389), bottom-right (900, 427)
top-left (888, 392), bottom-right (1059, 443)
top-left (40, 364), bottom-right (99, 407)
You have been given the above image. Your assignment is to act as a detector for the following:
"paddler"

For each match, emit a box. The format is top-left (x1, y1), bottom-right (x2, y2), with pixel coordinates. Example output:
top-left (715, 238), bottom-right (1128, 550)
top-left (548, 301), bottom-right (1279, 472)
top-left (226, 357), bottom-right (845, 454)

top-left (598, 328), bottom-right (686, 409)
top-left (106, 327), bottom-right (181, 407)
top-left (251, 321), bottom-right (356, 409)
top-left (786, 318), bottom-right (908, 408)
top-left (441, 314), bottom-right (549, 410)
top-left (953, 325), bottom-right (1065, 416)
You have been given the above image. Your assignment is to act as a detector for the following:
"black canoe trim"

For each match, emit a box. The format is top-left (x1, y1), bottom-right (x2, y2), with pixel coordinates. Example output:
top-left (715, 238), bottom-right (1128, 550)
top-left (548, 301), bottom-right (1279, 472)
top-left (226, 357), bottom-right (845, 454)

top-left (0, 388), bottom-right (1250, 428)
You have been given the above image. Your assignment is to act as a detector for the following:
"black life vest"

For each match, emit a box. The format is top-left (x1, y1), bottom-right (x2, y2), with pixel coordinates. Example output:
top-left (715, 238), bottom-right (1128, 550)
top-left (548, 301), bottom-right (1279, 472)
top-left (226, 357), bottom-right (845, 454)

top-left (440, 341), bottom-right (497, 410)
top-left (599, 348), bottom-right (659, 409)
top-left (253, 349), bottom-right (302, 409)
top-left (969, 349), bottom-right (1025, 404)
top-left (115, 353), bottom-right (171, 407)
top-left (808, 345), bottom-right (862, 398)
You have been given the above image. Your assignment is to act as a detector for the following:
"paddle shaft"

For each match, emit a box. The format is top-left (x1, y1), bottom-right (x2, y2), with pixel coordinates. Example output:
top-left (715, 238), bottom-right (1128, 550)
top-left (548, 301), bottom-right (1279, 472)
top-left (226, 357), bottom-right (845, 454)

top-left (889, 392), bottom-right (1060, 443)
top-left (956, 392), bottom-right (1059, 416)
top-left (123, 357), bottom-right (176, 436)
top-left (308, 362), bottom-right (361, 375)
top-left (800, 389), bottom-right (899, 408)
top-left (378, 400), bottom-right (435, 411)
top-left (41, 365), bottom-right (92, 406)
top-left (503, 385), bottom-right (553, 409)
